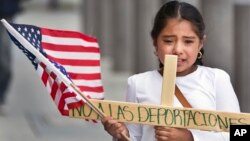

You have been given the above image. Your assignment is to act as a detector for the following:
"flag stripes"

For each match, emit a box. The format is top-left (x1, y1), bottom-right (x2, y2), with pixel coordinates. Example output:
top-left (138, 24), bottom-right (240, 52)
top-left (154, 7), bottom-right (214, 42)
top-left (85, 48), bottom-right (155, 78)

top-left (68, 73), bottom-right (101, 80)
top-left (3, 21), bottom-right (104, 116)
top-left (38, 63), bottom-right (87, 115)
top-left (41, 28), bottom-right (98, 42)
top-left (42, 43), bottom-right (100, 53)
top-left (44, 50), bottom-right (100, 60)
top-left (42, 35), bottom-right (99, 47)
top-left (46, 57), bottom-right (100, 66)
top-left (40, 27), bottom-right (104, 100)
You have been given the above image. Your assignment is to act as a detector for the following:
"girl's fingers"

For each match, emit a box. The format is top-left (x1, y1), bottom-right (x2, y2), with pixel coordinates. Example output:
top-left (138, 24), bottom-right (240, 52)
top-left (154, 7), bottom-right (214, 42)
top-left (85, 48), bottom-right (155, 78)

top-left (101, 116), bottom-right (111, 122)
top-left (102, 117), bottom-right (128, 139)
top-left (157, 136), bottom-right (168, 141)
top-left (155, 130), bottom-right (171, 136)
top-left (102, 117), bottom-right (119, 131)
top-left (155, 126), bottom-right (172, 140)
top-left (155, 126), bottom-right (172, 131)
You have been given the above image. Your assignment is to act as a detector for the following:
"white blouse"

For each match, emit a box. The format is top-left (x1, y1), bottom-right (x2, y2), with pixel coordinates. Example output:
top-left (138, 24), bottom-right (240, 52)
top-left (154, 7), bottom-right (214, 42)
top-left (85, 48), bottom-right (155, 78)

top-left (125, 65), bottom-right (240, 141)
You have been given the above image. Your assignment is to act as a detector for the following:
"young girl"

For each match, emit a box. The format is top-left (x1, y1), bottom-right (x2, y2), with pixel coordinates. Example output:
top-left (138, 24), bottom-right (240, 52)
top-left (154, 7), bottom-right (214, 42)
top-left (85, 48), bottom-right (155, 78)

top-left (102, 1), bottom-right (240, 141)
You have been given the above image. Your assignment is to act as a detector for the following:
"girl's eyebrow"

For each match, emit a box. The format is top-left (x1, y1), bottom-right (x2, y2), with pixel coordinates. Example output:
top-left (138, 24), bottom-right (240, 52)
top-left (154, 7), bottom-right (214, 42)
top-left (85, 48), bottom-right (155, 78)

top-left (161, 35), bottom-right (196, 39)
top-left (183, 36), bottom-right (196, 39)
top-left (161, 35), bottom-right (175, 38)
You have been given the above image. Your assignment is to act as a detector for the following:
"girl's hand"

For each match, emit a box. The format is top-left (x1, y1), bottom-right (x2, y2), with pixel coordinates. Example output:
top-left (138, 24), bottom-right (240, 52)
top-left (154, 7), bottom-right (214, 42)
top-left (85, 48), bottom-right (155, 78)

top-left (154, 126), bottom-right (194, 141)
top-left (102, 116), bottom-right (129, 141)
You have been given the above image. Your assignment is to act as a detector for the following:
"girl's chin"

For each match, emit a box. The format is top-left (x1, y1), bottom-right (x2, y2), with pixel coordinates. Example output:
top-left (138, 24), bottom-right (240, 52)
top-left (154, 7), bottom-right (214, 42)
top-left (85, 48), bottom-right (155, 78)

top-left (177, 66), bottom-right (188, 74)
top-left (177, 65), bottom-right (185, 71)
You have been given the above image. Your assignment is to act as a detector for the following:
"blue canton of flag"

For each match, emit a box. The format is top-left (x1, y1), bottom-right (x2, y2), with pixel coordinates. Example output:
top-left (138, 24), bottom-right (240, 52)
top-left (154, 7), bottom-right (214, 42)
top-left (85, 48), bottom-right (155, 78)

top-left (8, 23), bottom-right (71, 80)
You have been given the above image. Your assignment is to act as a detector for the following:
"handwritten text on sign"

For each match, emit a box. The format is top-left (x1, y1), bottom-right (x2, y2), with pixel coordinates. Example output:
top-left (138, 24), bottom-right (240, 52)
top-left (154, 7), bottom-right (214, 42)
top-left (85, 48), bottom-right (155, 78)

top-left (69, 99), bottom-right (250, 132)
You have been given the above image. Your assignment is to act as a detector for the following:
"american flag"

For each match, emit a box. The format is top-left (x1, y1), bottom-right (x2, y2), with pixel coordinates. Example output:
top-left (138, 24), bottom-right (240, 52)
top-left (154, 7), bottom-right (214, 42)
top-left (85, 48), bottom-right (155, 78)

top-left (5, 22), bottom-right (104, 116)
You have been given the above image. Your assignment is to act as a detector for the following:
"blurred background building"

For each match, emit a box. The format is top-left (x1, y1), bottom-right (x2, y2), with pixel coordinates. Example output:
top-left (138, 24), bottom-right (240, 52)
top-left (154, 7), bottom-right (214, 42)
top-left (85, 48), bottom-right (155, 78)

top-left (1, 0), bottom-right (250, 141)
top-left (82, 0), bottom-right (250, 113)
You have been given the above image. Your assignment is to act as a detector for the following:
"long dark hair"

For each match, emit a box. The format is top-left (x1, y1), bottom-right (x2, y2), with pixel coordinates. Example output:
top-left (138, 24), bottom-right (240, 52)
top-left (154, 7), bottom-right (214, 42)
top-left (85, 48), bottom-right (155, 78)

top-left (151, 1), bottom-right (205, 68)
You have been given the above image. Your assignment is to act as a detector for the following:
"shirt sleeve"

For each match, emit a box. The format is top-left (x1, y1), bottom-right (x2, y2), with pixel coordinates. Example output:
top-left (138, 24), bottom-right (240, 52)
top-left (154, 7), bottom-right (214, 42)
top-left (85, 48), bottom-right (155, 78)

top-left (214, 69), bottom-right (240, 112)
top-left (125, 76), bottom-right (143, 141)
top-left (191, 69), bottom-right (240, 141)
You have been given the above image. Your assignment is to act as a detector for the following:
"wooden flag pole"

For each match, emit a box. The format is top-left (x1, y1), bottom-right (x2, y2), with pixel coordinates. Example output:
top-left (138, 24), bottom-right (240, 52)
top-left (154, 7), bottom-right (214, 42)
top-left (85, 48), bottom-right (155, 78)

top-left (1, 19), bottom-right (130, 141)
top-left (161, 55), bottom-right (177, 106)
top-left (71, 84), bottom-right (130, 141)
top-left (71, 84), bottom-right (130, 140)
top-left (71, 84), bottom-right (105, 117)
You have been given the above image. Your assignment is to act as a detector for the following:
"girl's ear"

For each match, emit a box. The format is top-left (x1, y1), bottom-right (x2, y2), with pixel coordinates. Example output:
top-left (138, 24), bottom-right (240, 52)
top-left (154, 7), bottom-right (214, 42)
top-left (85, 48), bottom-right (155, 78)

top-left (199, 35), bottom-right (206, 50)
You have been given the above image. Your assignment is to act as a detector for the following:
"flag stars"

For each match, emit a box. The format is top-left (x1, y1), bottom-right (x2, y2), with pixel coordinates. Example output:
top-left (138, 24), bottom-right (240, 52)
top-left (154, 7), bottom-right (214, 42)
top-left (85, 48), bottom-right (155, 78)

top-left (24, 27), bottom-right (28, 32)
top-left (28, 55), bottom-right (34, 60)
top-left (18, 27), bottom-right (21, 31)
top-left (22, 32), bottom-right (25, 36)
top-left (34, 58), bottom-right (39, 64)
top-left (31, 28), bottom-right (34, 33)
top-left (32, 61), bottom-right (38, 66)
top-left (28, 33), bottom-right (31, 37)
top-left (37, 30), bottom-right (40, 35)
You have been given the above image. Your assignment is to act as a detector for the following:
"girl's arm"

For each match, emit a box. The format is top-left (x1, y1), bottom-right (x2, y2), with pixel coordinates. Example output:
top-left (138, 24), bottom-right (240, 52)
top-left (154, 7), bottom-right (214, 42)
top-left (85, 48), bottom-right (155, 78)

top-left (191, 69), bottom-right (240, 141)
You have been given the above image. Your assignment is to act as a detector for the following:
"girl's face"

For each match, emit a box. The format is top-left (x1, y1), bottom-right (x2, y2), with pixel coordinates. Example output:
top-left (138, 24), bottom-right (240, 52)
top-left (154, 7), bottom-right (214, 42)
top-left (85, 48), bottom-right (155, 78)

top-left (154, 18), bottom-right (204, 76)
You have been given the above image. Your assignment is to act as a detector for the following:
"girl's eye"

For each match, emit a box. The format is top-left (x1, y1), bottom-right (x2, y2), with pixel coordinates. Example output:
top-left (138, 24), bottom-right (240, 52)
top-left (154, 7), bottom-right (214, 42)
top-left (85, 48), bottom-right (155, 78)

top-left (163, 39), bottom-right (173, 44)
top-left (184, 40), bottom-right (194, 44)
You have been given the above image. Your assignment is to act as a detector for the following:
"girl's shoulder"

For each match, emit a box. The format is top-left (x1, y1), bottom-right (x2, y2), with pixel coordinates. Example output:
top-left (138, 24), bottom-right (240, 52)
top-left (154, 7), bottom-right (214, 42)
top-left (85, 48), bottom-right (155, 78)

top-left (198, 65), bottom-right (230, 79)
top-left (128, 70), bottom-right (159, 82)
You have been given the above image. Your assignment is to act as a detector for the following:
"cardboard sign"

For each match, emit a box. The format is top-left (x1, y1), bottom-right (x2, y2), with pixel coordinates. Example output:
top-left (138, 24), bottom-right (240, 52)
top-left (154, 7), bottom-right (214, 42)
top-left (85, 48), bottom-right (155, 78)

top-left (69, 99), bottom-right (248, 132)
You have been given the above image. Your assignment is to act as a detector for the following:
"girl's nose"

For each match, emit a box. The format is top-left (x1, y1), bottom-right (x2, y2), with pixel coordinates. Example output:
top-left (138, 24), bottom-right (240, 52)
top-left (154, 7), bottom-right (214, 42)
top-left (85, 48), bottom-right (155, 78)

top-left (173, 43), bottom-right (183, 55)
